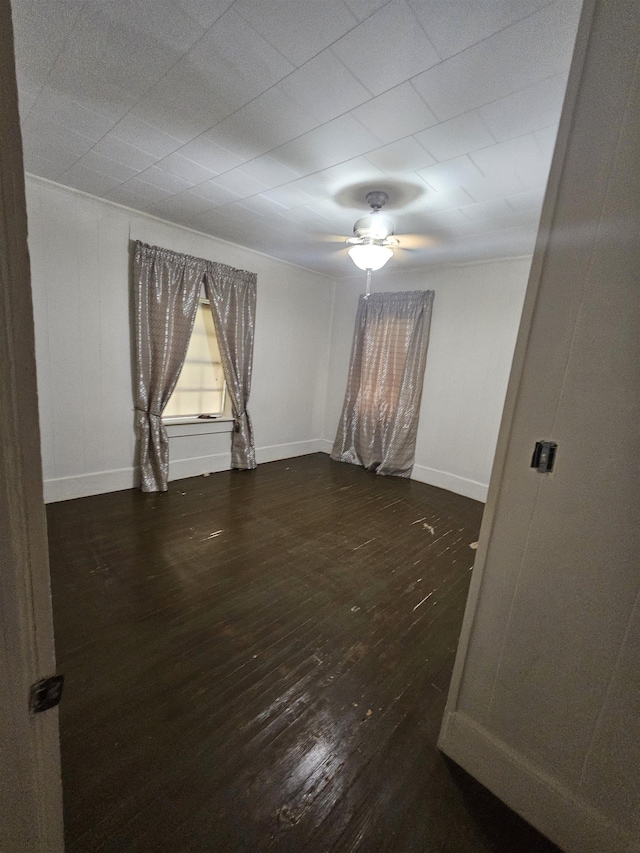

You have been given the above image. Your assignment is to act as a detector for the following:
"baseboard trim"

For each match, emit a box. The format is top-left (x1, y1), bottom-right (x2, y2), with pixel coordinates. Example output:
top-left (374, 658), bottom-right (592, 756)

top-left (168, 451), bottom-right (232, 481)
top-left (256, 438), bottom-right (325, 464)
top-left (315, 447), bottom-right (489, 502)
top-left (43, 439), bottom-right (327, 502)
top-left (439, 711), bottom-right (632, 853)
top-left (411, 464), bottom-right (488, 503)
top-left (43, 466), bottom-right (137, 502)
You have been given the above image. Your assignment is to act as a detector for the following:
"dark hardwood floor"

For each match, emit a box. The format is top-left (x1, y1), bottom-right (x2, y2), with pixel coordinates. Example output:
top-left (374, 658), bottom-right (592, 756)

top-left (47, 453), bottom-right (560, 853)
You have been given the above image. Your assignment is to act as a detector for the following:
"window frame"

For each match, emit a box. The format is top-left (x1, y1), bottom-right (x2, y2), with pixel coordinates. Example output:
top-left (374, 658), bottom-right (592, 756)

top-left (162, 295), bottom-right (228, 424)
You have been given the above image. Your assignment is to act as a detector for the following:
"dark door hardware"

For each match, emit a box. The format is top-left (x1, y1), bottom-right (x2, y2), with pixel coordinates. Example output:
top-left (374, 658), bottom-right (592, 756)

top-left (29, 674), bottom-right (64, 714)
top-left (531, 441), bottom-right (557, 473)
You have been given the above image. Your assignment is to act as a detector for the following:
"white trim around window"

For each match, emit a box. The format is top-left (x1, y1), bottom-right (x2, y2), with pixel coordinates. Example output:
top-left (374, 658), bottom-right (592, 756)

top-left (164, 417), bottom-right (234, 438)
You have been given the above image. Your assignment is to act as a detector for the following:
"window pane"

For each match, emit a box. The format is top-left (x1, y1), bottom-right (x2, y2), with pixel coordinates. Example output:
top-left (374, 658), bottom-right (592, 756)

top-left (163, 304), bottom-right (226, 418)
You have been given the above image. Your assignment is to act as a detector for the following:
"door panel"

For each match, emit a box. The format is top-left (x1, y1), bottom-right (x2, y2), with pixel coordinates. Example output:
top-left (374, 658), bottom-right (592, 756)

top-left (0, 0), bottom-right (64, 848)
top-left (439, 1), bottom-right (640, 851)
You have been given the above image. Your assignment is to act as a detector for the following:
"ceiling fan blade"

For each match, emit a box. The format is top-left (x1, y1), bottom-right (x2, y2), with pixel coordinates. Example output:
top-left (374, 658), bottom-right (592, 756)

top-left (395, 233), bottom-right (439, 250)
top-left (318, 233), bottom-right (352, 243)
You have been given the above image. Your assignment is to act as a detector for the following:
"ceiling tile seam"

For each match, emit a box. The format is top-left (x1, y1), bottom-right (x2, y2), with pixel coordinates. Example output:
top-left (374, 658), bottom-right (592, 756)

top-left (32, 27), bottom-right (565, 206)
top-left (229, 0), bottom-right (420, 71)
top-left (342, 0), bottom-right (398, 28)
top-left (171, 64), bottom-right (566, 190)
top-left (418, 180), bottom-right (476, 207)
top-left (51, 104), bottom-right (554, 215)
top-left (503, 197), bottom-right (519, 214)
top-left (422, 0), bottom-right (560, 69)
top-left (162, 22), bottom-right (384, 145)
top-left (127, 117), bottom-right (554, 221)
top-left (78, 12), bottom-right (379, 173)
top-left (134, 0), bottom-right (406, 154)
top-left (149, 116), bottom-right (553, 212)
top-left (26, 0), bottom-right (87, 121)
top-left (465, 153), bottom-right (488, 180)
top-left (476, 111), bottom-right (499, 146)
top-left (230, 0), bottom-right (362, 69)
top-left (327, 47), bottom-right (376, 98)
top-left (43, 2), bottom-right (562, 189)
top-left (411, 69), bottom-right (566, 144)
top-left (45, 3), bottom-right (256, 169)
top-left (23, 0), bottom-right (563, 178)
top-left (407, 0), bottom-right (565, 124)
top-left (229, 2), bottom-right (322, 69)
top-left (464, 122), bottom-right (561, 178)
top-left (533, 125), bottom-right (557, 159)
top-left (178, 0), bottom-right (230, 32)
top-left (411, 132), bottom-right (440, 163)
top-left (91, 0), bottom-right (432, 173)
top-left (403, 2), bottom-right (442, 63)
top-left (85, 106), bottom-right (387, 197)
top-left (305, 0), bottom-right (562, 129)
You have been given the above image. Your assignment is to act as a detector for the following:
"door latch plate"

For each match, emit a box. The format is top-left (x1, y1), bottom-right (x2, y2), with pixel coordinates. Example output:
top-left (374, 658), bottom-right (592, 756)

top-left (29, 674), bottom-right (64, 714)
top-left (531, 441), bottom-right (557, 473)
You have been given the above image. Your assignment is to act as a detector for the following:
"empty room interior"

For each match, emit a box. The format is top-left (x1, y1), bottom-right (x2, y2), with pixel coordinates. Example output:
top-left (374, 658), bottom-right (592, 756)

top-left (4, 0), bottom-right (639, 851)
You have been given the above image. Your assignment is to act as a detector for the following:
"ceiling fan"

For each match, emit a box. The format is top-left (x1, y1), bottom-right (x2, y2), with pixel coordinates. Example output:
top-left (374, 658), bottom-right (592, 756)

top-left (342, 190), bottom-right (433, 294)
top-left (345, 190), bottom-right (399, 272)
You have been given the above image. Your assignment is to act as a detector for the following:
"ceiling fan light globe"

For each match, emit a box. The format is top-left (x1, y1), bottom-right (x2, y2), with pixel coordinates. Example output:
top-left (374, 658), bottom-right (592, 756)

top-left (348, 244), bottom-right (393, 271)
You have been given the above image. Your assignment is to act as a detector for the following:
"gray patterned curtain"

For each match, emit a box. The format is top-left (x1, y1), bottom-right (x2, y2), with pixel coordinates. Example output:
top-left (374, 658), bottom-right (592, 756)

top-left (331, 290), bottom-right (434, 478)
top-left (204, 265), bottom-right (257, 470)
top-left (134, 241), bottom-right (257, 492)
top-left (134, 243), bottom-right (203, 492)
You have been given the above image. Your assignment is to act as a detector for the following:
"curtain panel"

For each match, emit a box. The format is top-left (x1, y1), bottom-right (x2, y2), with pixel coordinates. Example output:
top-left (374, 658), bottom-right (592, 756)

top-left (331, 290), bottom-right (434, 478)
top-left (133, 242), bottom-right (257, 493)
top-left (204, 264), bottom-right (257, 470)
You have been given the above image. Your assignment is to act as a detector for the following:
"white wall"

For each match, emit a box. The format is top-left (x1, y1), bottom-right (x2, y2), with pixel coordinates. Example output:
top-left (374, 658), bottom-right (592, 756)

top-left (323, 258), bottom-right (531, 501)
top-left (27, 176), bottom-right (530, 506)
top-left (26, 177), bottom-right (334, 502)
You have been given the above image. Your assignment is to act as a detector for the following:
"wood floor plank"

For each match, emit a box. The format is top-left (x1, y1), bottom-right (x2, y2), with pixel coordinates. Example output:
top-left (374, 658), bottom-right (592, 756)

top-left (47, 454), bottom-right (560, 853)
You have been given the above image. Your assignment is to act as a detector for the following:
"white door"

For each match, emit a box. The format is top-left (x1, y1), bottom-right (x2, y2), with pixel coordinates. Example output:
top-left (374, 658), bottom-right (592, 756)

top-left (439, 1), bottom-right (640, 851)
top-left (0, 0), bottom-right (64, 848)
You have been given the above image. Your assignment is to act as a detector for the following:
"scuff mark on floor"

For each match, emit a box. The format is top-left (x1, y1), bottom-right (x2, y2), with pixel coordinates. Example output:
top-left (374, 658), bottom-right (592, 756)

top-left (470, 541), bottom-right (478, 549)
top-left (412, 591), bottom-right (434, 612)
top-left (353, 538), bottom-right (375, 550)
top-left (411, 516), bottom-right (427, 525)
top-left (204, 530), bottom-right (224, 540)
top-left (276, 803), bottom-right (307, 827)
top-left (350, 605), bottom-right (361, 613)
top-left (423, 523), bottom-right (435, 535)
top-left (382, 499), bottom-right (402, 510)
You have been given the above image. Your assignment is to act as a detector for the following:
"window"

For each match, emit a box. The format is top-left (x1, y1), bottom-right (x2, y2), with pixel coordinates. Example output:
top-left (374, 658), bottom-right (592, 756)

top-left (163, 297), bottom-right (226, 419)
top-left (358, 315), bottom-right (412, 421)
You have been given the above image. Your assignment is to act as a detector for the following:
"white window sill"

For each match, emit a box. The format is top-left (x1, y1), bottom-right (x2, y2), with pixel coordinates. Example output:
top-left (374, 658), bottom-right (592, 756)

top-left (163, 417), bottom-right (234, 437)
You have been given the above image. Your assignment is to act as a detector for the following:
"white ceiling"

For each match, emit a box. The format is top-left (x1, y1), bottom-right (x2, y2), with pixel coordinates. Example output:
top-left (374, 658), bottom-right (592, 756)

top-left (12, 0), bottom-right (582, 274)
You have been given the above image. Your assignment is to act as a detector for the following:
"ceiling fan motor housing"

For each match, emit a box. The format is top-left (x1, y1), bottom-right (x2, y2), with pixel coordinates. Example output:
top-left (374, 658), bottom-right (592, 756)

top-left (351, 190), bottom-right (395, 242)
top-left (365, 190), bottom-right (389, 210)
top-left (352, 212), bottom-right (394, 241)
